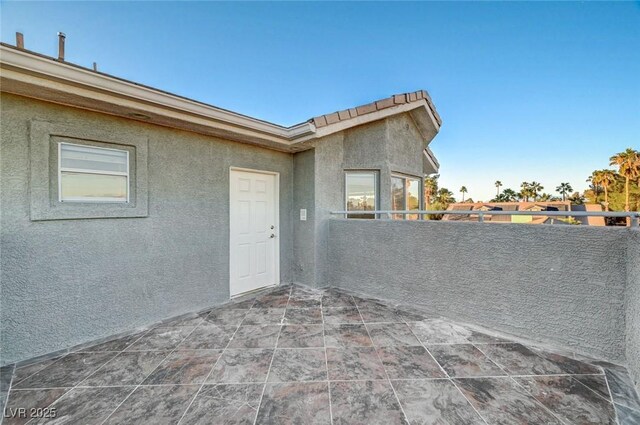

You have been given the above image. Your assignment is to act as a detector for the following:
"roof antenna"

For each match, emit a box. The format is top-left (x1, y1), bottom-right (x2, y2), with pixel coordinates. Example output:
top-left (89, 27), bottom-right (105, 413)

top-left (16, 32), bottom-right (24, 49)
top-left (57, 32), bottom-right (65, 61)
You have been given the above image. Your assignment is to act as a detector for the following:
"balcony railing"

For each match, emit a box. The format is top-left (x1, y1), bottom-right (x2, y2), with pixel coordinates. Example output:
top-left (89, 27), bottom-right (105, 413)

top-left (330, 209), bottom-right (640, 227)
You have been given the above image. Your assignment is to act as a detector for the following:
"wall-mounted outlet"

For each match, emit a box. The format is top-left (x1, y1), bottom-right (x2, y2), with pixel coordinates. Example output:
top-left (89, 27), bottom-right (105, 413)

top-left (300, 209), bottom-right (307, 221)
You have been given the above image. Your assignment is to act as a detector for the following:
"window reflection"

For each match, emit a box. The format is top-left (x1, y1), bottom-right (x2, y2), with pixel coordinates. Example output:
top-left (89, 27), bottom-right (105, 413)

top-left (391, 174), bottom-right (422, 220)
top-left (346, 172), bottom-right (377, 219)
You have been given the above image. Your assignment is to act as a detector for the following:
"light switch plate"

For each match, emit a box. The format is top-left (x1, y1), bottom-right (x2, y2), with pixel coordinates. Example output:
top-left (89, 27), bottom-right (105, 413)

top-left (300, 209), bottom-right (307, 221)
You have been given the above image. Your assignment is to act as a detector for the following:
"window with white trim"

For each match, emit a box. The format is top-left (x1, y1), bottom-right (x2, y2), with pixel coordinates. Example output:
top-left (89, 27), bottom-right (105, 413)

top-left (345, 171), bottom-right (378, 219)
top-left (58, 142), bottom-right (129, 203)
top-left (391, 174), bottom-right (422, 220)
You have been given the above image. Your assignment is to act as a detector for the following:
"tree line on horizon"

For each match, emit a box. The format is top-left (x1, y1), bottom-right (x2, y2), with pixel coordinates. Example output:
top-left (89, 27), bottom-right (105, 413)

top-left (425, 148), bottom-right (640, 213)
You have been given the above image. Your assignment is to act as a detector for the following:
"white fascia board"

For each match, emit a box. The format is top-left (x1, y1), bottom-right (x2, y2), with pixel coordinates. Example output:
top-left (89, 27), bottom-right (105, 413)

top-left (0, 45), bottom-right (314, 143)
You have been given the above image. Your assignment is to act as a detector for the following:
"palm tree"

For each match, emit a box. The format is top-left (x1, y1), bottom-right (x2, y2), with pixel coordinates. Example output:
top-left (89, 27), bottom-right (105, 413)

top-left (460, 186), bottom-right (468, 202)
top-left (495, 181), bottom-right (502, 197)
top-left (556, 182), bottom-right (573, 202)
top-left (530, 181), bottom-right (544, 201)
top-left (435, 188), bottom-right (455, 205)
top-left (610, 148), bottom-right (640, 218)
top-left (520, 182), bottom-right (531, 202)
top-left (424, 175), bottom-right (438, 209)
top-left (587, 172), bottom-right (602, 203)
top-left (599, 170), bottom-right (615, 211)
top-left (502, 188), bottom-right (518, 202)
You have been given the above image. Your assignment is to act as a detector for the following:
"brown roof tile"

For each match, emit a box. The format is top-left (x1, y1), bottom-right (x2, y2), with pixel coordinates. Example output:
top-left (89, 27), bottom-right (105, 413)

top-left (310, 90), bottom-right (441, 128)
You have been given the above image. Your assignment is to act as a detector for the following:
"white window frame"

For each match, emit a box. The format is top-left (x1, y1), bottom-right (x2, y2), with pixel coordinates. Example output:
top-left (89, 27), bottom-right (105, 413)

top-left (58, 141), bottom-right (130, 203)
top-left (344, 170), bottom-right (379, 219)
top-left (391, 173), bottom-right (423, 219)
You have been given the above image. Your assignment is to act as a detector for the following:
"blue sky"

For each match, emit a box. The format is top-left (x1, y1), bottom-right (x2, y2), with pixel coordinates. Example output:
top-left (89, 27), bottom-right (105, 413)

top-left (2, 1), bottom-right (639, 201)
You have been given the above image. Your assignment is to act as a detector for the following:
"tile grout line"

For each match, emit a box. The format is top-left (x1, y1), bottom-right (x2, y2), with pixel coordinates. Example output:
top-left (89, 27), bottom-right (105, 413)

top-left (175, 323), bottom-right (244, 424)
top-left (320, 290), bottom-right (334, 425)
top-left (20, 330), bottom-right (152, 425)
top-left (353, 297), bottom-right (412, 425)
top-left (407, 326), bottom-right (490, 425)
top-left (471, 342), bottom-right (570, 425)
top-left (1, 364), bottom-right (16, 425)
top-left (602, 372), bottom-right (622, 425)
top-left (174, 292), bottom-right (265, 425)
top-left (99, 314), bottom-right (214, 425)
top-left (251, 286), bottom-right (290, 425)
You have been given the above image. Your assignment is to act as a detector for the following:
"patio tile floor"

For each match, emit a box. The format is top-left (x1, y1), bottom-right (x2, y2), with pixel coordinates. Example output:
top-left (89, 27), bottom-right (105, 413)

top-left (2, 285), bottom-right (640, 424)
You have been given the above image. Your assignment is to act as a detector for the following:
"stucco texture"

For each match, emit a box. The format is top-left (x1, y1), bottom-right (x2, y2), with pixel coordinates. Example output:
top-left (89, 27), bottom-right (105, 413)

top-left (626, 229), bottom-right (640, 389)
top-left (1, 93), bottom-right (295, 365)
top-left (328, 219), bottom-right (630, 362)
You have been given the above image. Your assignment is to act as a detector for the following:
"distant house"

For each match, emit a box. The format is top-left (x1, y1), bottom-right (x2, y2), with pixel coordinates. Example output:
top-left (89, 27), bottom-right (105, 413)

top-left (443, 202), bottom-right (605, 226)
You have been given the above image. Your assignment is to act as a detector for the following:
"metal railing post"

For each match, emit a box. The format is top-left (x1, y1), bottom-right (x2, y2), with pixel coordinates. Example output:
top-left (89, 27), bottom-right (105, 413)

top-left (478, 212), bottom-right (484, 223)
top-left (632, 215), bottom-right (639, 228)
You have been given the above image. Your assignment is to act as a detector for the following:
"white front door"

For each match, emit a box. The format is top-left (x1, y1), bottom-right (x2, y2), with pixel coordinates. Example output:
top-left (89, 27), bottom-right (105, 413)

top-left (229, 169), bottom-right (279, 297)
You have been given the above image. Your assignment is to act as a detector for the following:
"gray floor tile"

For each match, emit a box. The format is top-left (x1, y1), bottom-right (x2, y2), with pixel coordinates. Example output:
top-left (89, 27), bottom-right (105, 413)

top-left (14, 353), bottom-right (117, 388)
top-left (409, 320), bottom-right (472, 344)
top-left (287, 296), bottom-right (322, 308)
top-left (455, 377), bottom-right (563, 424)
top-left (284, 307), bottom-right (323, 324)
top-left (277, 324), bottom-right (324, 348)
top-left (366, 323), bottom-right (421, 346)
top-left (377, 346), bottom-right (446, 379)
top-left (514, 375), bottom-right (617, 425)
top-left (326, 347), bottom-right (386, 381)
top-left (256, 382), bottom-right (331, 425)
top-left (81, 351), bottom-right (168, 386)
top-left (321, 292), bottom-right (356, 308)
top-left (78, 332), bottom-right (147, 352)
top-left (142, 350), bottom-right (221, 385)
top-left (615, 403), bottom-right (640, 424)
top-left (178, 323), bottom-right (236, 350)
top-left (227, 325), bottom-right (281, 349)
top-left (253, 294), bottom-right (290, 308)
top-left (428, 344), bottom-right (506, 378)
top-left (3, 388), bottom-right (68, 425)
top-left (478, 343), bottom-right (566, 375)
top-left (126, 326), bottom-right (194, 351)
top-left (11, 357), bottom-right (64, 387)
top-left (322, 307), bottom-right (362, 324)
top-left (392, 379), bottom-right (484, 425)
top-left (206, 349), bottom-right (274, 384)
top-left (330, 380), bottom-right (408, 425)
top-left (574, 374), bottom-right (613, 401)
top-left (324, 324), bottom-right (372, 348)
top-left (1, 364), bottom-right (14, 420)
top-left (601, 366), bottom-right (640, 411)
top-left (242, 308), bottom-right (285, 325)
top-left (180, 383), bottom-right (263, 425)
top-left (103, 384), bottom-right (199, 425)
top-left (204, 309), bottom-right (248, 326)
top-left (158, 313), bottom-right (204, 328)
top-left (535, 349), bottom-right (603, 375)
top-left (29, 386), bottom-right (132, 425)
top-left (358, 305), bottom-right (404, 324)
top-left (268, 349), bottom-right (327, 382)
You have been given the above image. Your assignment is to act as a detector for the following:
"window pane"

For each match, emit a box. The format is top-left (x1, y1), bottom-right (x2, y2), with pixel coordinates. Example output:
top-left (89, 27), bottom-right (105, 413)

top-left (346, 172), bottom-right (376, 219)
top-left (406, 178), bottom-right (421, 220)
top-left (391, 176), bottom-right (405, 220)
top-left (61, 143), bottom-right (128, 173)
top-left (60, 172), bottom-right (127, 202)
